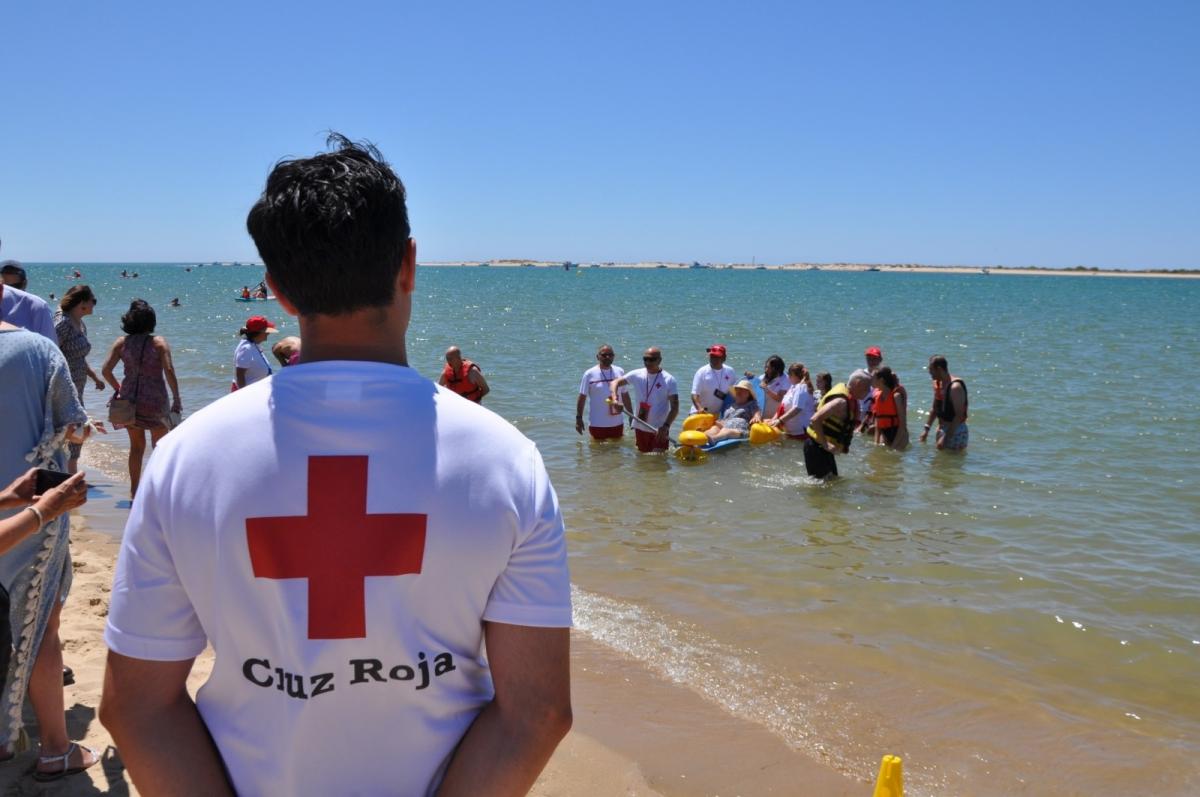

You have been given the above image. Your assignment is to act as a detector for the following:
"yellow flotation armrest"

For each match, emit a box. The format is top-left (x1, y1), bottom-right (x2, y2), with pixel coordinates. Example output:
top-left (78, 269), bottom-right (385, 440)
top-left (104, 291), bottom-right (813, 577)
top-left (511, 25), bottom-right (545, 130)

top-left (748, 422), bottom-right (782, 444)
top-left (682, 413), bottom-right (716, 432)
top-left (678, 430), bottom-right (709, 447)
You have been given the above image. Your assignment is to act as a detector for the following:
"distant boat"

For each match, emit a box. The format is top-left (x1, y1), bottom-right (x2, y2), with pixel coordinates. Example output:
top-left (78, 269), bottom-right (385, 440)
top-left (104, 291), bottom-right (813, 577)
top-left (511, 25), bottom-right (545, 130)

top-left (867, 266), bottom-right (881, 272)
top-left (689, 261), bottom-right (709, 269)
top-left (981, 267), bottom-right (991, 275)
top-left (236, 295), bottom-right (276, 302)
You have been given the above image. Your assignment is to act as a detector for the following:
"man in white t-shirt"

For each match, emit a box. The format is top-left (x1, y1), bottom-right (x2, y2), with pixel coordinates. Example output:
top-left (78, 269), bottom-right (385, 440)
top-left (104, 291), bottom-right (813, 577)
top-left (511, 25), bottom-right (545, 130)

top-left (610, 347), bottom-right (679, 452)
top-left (100, 135), bottom-right (573, 797)
top-left (575, 344), bottom-right (630, 440)
top-left (691, 344), bottom-right (736, 415)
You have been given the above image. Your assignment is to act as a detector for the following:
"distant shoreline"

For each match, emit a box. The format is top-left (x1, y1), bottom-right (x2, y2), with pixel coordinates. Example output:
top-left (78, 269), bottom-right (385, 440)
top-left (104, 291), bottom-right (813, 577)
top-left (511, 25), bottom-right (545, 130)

top-left (23, 260), bottom-right (1200, 279)
top-left (422, 261), bottom-right (1200, 279)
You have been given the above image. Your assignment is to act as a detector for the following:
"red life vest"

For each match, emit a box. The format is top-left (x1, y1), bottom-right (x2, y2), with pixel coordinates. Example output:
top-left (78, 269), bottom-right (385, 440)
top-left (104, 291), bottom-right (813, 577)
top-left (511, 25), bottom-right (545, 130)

top-left (442, 359), bottom-right (483, 402)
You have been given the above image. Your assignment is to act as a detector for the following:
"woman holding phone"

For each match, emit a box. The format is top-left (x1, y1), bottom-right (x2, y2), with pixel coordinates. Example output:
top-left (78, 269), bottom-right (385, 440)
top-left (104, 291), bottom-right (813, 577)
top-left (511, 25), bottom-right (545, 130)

top-left (0, 299), bottom-right (99, 781)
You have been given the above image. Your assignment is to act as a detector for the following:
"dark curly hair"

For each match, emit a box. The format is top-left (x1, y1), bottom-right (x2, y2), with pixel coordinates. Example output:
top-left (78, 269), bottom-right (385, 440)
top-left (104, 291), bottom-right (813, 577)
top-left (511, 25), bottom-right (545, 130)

top-left (121, 299), bottom-right (157, 335)
top-left (246, 133), bottom-right (411, 316)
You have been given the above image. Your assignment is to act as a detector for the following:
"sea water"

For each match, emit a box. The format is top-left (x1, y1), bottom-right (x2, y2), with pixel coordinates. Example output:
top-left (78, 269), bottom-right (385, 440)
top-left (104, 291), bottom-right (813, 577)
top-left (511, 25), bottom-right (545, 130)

top-left (27, 262), bottom-right (1200, 795)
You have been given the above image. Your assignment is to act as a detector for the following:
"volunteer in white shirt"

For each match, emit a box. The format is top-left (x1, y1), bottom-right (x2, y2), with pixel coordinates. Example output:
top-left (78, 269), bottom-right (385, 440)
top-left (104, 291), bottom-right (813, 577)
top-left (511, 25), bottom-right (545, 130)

top-left (691, 344), bottom-right (736, 415)
top-left (746, 354), bottom-right (789, 418)
top-left (611, 346), bottom-right (679, 452)
top-left (769, 362), bottom-right (817, 438)
top-left (858, 345), bottom-right (883, 432)
top-left (576, 344), bottom-right (630, 440)
top-left (233, 315), bottom-right (277, 389)
top-left (101, 134), bottom-right (573, 797)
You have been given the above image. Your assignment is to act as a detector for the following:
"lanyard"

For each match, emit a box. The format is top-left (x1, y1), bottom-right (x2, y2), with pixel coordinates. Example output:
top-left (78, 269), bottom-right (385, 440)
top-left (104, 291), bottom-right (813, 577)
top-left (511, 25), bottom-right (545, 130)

top-left (642, 371), bottom-right (661, 402)
top-left (254, 343), bottom-right (273, 375)
top-left (591, 367), bottom-right (615, 388)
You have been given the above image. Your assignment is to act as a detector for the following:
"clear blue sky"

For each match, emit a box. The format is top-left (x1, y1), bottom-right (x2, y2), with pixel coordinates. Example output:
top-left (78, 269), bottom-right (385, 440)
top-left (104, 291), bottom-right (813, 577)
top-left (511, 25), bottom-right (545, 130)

top-left (2, 1), bottom-right (1197, 268)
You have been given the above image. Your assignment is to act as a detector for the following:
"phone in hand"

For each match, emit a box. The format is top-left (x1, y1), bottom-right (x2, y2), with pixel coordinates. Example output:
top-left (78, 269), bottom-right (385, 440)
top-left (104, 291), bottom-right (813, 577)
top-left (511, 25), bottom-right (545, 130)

top-left (35, 469), bottom-right (71, 494)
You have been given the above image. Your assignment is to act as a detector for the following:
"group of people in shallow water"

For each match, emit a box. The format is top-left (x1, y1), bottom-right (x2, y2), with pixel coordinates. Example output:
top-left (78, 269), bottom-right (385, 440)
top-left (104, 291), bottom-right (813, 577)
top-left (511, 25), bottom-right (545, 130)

top-left (576, 342), bottom-right (968, 478)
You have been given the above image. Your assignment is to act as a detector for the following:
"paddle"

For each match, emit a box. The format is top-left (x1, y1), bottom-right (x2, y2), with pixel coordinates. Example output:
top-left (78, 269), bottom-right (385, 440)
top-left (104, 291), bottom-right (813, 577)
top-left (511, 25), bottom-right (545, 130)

top-left (605, 398), bottom-right (680, 448)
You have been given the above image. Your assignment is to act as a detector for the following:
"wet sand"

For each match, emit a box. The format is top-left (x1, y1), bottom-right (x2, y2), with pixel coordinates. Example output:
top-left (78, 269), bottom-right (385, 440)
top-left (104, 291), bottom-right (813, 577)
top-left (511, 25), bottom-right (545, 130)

top-left (0, 470), bottom-right (864, 795)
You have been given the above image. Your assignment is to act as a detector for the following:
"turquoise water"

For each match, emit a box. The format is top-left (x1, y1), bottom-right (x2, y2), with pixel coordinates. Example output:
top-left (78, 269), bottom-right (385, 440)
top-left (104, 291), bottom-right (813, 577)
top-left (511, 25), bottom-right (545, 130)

top-left (27, 262), bottom-right (1200, 795)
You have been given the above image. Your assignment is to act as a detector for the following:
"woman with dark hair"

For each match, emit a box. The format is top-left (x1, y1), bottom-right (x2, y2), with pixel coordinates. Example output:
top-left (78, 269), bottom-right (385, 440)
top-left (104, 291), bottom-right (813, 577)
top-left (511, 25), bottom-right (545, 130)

top-left (100, 300), bottom-right (182, 497)
top-left (746, 355), bottom-right (788, 418)
top-left (53, 286), bottom-right (106, 473)
top-left (814, 372), bottom-right (832, 403)
top-left (872, 365), bottom-right (909, 450)
top-left (0, 303), bottom-right (99, 780)
top-left (233, 315), bottom-right (277, 389)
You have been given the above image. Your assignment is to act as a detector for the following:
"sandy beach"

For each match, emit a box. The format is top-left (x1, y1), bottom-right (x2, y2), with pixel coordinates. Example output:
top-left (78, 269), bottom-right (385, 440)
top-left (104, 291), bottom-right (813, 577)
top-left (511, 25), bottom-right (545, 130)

top-left (0, 469), bottom-right (864, 795)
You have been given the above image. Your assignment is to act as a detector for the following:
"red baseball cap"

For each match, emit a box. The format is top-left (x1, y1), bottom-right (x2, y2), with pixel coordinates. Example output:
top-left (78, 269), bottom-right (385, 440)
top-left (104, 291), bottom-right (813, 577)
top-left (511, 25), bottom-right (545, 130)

top-left (245, 315), bottom-right (277, 334)
top-left (865, 346), bottom-right (882, 358)
top-left (707, 344), bottom-right (727, 357)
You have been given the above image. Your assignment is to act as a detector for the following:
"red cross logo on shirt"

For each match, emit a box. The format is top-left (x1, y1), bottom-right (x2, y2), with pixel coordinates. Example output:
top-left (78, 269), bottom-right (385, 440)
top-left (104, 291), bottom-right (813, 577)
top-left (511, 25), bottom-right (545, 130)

top-left (246, 456), bottom-right (426, 640)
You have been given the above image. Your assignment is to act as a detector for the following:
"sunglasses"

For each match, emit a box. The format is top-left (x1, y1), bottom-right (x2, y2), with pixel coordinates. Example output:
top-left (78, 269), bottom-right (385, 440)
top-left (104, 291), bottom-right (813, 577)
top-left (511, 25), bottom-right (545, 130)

top-left (598, 352), bottom-right (614, 358)
top-left (643, 355), bottom-right (661, 362)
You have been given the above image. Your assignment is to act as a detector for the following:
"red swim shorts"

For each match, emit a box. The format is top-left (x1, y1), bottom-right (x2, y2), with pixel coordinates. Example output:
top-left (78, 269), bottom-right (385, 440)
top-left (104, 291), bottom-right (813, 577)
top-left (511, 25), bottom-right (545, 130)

top-left (589, 424), bottom-right (623, 440)
top-left (635, 428), bottom-right (668, 452)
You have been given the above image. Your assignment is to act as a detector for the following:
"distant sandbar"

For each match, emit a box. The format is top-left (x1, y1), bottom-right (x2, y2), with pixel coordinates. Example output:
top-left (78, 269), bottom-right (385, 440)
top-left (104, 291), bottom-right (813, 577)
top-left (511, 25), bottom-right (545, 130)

top-left (420, 260), bottom-right (1200, 279)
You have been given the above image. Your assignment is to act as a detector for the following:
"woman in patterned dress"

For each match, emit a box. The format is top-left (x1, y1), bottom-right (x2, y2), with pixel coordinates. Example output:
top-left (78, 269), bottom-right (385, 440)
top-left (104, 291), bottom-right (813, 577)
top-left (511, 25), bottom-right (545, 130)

top-left (53, 286), bottom-right (106, 473)
top-left (0, 306), bottom-right (99, 780)
top-left (99, 300), bottom-right (182, 498)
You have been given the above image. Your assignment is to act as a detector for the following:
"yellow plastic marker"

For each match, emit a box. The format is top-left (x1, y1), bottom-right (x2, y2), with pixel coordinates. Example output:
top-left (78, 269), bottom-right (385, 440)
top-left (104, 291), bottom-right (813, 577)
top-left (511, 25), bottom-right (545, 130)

top-left (682, 413), bottom-right (715, 432)
top-left (678, 430), bottom-right (709, 447)
top-left (872, 754), bottom-right (903, 797)
top-left (748, 422), bottom-right (782, 444)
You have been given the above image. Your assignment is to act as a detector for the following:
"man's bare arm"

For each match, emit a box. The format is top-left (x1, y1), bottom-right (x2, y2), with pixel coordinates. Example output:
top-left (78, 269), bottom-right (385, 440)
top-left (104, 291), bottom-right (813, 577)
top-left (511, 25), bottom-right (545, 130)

top-left (436, 624), bottom-right (571, 796)
top-left (470, 368), bottom-right (490, 400)
top-left (100, 652), bottom-right (234, 797)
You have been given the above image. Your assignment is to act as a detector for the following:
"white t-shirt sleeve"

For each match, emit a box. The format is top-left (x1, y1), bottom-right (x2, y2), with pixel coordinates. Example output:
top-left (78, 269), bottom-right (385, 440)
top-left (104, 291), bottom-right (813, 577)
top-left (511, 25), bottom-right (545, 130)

top-left (105, 482), bottom-right (208, 661)
top-left (666, 374), bottom-right (679, 396)
top-left (578, 369), bottom-right (591, 396)
top-left (691, 367), bottom-right (704, 396)
top-left (234, 341), bottom-right (259, 369)
top-left (482, 445), bottom-right (572, 628)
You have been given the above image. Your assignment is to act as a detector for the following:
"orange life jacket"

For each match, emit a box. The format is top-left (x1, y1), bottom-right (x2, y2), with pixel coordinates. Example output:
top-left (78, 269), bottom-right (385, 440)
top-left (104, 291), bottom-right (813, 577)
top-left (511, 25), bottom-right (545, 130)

top-left (442, 359), bottom-right (483, 402)
top-left (874, 384), bottom-right (905, 430)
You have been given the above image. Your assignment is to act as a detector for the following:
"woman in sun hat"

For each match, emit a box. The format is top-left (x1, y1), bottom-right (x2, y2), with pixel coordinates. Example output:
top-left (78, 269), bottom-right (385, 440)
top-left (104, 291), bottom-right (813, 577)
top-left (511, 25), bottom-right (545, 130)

top-left (233, 315), bottom-right (277, 389)
top-left (703, 379), bottom-right (761, 443)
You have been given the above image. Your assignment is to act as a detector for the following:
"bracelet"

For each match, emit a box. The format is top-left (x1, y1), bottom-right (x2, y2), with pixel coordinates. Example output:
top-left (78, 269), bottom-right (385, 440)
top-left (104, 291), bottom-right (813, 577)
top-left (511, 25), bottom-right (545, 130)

top-left (25, 505), bottom-right (45, 528)
top-left (923, 423), bottom-right (931, 430)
